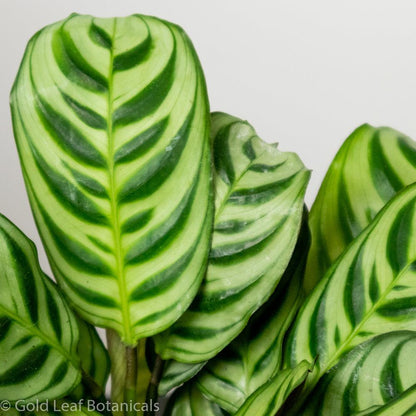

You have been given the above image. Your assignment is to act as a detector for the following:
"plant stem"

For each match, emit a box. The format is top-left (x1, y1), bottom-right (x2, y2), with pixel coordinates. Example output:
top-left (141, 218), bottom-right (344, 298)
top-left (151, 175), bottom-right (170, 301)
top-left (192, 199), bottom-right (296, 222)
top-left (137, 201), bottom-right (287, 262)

top-left (136, 339), bottom-right (152, 409)
top-left (125, 346), bottom-right (138, 416)
top-left (107, 329), bottom-right (139, 416)
top-left (145, 355), bottom-right (164, 416)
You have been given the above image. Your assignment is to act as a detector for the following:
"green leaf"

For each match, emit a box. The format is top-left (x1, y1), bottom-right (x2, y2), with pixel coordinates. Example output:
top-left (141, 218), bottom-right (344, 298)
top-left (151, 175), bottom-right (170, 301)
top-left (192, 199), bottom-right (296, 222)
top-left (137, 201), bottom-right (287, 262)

top-left (71, 318), bottom-right (110, 398)
top-left (0, 214), bottom-right (81, 402)
top-left (353, 384), bottom-right (416, 416)
top-left (305, 124), bottom-right (416, 293)
top-left (234, 361), bottom-right (311, 416)
top-left (10, 13), bottom-right (213, 345)
top-left (299, 331), bottom-right (416, 415)
top-left (286, 183), bottom-right (416, 400)
top-left (164, 384), bottom-right (226, 416)
top-left (0, 410), bottom-right (20, 416)
top-left (159, 361), bottom-right (207, 396)
top-left (195, 220), bottom-right (309, 413)
top-left (31, 404), bottom-right (104, 416)
top-left (154, 112), bottom-right (310, 362)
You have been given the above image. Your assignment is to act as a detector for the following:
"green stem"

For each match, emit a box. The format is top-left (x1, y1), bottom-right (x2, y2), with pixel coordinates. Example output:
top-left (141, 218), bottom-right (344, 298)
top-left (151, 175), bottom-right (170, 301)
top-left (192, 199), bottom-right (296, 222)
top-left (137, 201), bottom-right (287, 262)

top-left (145, 355), bottom-right (164, 416)
top-left (107, 329), bottom-right (139, 416)
top-left (125, 346), bottom-right (138, 416)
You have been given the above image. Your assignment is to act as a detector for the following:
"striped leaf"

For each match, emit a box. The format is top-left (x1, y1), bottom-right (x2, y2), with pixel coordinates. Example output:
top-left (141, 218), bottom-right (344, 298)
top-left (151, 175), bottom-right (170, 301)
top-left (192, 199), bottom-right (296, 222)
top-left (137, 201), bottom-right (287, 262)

top-left (10, 13), bottom-right (213, 345)
top-left (305, 124), bottom-right (416, 293)
top-left (353, 384), bottom-right (416, 416)
top-left (196, 220), bottom-right (309, 413)
top-left (286, 183), bottom-right (416, 401)
top-left (72, 318), bottom-right (110, 398)
top-left (154, 112), bottom-right (310, 362)
top-left (234, 361), bottom-right (311, 416)
top-left (164, 384), bottom-right (226, 416)
top-left (0, 214), bottom-right (81, 402)
top-left (299, 331), bottom-right (416, 415)
top-left (159, 361), bottom-right (207, 396)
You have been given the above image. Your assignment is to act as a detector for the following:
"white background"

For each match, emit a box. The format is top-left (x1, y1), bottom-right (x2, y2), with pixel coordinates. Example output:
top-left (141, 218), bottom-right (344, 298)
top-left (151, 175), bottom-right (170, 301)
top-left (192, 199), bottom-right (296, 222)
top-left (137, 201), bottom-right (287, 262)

top-left (1, 0), bottom-right (416, 274)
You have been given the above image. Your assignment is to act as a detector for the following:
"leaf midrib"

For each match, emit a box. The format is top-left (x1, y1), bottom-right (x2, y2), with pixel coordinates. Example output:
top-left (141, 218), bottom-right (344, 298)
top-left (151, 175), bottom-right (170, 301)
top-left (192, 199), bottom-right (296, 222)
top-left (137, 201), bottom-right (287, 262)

top-left (214, 133), bottom-right (267, 223)
top-left (0, 303), bottom-right (78, 369)
top-left (106, 18), bottom-right (133, 344)
top-left (323, 256), bottom-right (416, 377)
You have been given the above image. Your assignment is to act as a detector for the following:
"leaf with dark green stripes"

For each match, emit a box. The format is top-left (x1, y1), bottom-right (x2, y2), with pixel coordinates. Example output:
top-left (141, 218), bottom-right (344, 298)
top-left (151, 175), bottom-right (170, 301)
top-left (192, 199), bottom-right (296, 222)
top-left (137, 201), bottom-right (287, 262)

top-left (195, 220), bottom-right (309, 413)
top-left (70, 318), bottom-right (110, 399)
top-left (0, 214), bottom-right (81, 402)
top-left (286, 183), bottom-right (416, 404)
top-left (234, 361), bottom-right (311, 416)
top-left (353, 384), bottom-right (416, 416)
top-left (299, 331), bottom-right (416, 415)
top-left (154, 112), bottom-right (310, 363)
top-left (159, 361), bottom-right (207, 396)
top-left (164, 384), bottom-right (226, 416)
top-left (10, 13), bottom-right (213, 345)
top-left (304, 124), bottom-right (416, 293)
top-left (159, 216), bottom-right (308, 397)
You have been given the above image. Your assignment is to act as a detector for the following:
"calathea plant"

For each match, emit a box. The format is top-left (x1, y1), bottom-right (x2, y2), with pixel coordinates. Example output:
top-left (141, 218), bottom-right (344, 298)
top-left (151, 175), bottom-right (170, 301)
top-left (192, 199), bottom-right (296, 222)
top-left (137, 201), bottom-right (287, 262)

top-left (1, 11), bottom-right (416, 416)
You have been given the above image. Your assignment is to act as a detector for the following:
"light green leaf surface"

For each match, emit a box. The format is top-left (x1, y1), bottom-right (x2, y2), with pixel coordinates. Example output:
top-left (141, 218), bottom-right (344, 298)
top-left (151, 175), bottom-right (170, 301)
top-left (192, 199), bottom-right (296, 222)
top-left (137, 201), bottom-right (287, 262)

top-left (286, 183), bottom-right (416, 398)
top-left (164, 384), bottom-right (226, 416)
top-left (155, 112), bottom-right (310, 363)
top-left (299, 331), bottom-right (416, 415)
top-left (159, 360), bottom-right (207, 396)
top-left (196, 220), bottom-right (309, 413)
top-left (353, 384), bottom-right (416, 416)
top-left (74, 318), bottom-right (110, 397)
top-left (0, 214), bottom-right (81, 402)
top-left (234, 361), bottom-right (311, 416)
top-left (11, 13), bottom-right (213, 345)
top-left (305, 124), bottom-right (416, 293)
